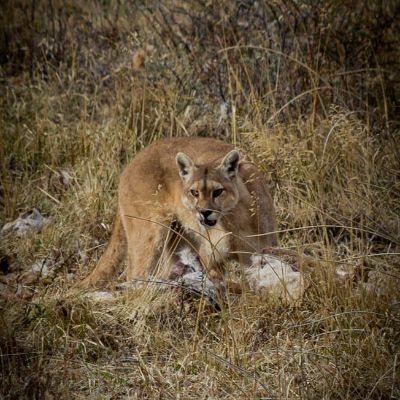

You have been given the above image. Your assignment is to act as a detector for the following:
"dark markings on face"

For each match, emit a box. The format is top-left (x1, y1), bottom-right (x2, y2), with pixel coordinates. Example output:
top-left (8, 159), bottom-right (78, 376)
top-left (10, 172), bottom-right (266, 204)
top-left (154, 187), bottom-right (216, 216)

top-left (202, 168), bottom-right (208, 193)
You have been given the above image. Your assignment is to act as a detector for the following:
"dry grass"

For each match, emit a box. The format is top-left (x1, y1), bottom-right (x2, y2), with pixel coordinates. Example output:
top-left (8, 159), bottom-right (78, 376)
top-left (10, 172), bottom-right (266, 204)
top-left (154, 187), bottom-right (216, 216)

top-left (1, 1), bottom-right (399, 398)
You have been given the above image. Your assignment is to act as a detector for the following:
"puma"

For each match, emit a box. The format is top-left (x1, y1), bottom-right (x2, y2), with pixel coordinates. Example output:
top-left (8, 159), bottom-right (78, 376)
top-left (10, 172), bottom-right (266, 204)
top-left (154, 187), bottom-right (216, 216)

top-left (79, 137), bottom-right (277, 289)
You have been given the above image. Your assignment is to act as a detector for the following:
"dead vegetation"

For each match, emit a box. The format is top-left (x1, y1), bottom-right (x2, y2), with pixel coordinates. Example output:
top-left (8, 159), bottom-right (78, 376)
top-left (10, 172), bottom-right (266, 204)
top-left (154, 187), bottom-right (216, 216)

top-left (1, 0), bottom-right (399, 398)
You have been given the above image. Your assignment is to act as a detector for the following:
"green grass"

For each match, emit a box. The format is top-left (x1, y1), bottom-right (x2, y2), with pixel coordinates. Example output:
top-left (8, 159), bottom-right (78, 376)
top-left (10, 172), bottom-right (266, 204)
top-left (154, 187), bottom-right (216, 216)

top-left (1, 1), bottom-right (399, 398)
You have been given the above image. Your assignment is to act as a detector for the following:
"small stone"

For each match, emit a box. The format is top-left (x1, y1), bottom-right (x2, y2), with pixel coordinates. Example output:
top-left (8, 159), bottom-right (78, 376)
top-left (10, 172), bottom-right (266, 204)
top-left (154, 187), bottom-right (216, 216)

top-left (31, 259), bottom-right (51, 277)
top-left (1, 209), bottom-right (49, 236)
top-left (247, 253), bottom-right (304, 301)
top-left (87, 291), bottom-right (114, 301)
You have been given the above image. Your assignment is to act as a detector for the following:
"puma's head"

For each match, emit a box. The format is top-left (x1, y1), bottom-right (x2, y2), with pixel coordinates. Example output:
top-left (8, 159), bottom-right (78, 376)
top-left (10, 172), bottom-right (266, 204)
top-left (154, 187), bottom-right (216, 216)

top-left (176, 149), bottom-right (240, 228)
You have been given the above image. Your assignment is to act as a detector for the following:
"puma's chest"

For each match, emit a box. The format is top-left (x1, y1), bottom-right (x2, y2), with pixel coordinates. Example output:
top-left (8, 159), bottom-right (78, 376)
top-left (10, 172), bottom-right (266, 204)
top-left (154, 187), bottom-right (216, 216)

top-left (200, 227), bottom-right (232, 264)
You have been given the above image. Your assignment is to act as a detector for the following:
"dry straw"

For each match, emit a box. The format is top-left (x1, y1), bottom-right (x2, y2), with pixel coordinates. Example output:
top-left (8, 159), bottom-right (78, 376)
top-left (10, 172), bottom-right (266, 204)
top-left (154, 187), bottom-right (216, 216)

top-left (1, 1), bottom-right (399, 398)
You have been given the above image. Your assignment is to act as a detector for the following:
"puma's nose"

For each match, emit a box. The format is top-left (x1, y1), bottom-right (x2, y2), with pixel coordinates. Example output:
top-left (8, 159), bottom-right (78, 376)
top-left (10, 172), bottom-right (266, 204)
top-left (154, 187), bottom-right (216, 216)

top-left (200, 209), bottom-right (213, 219)
top-left (199, 209), bottom-right (217, 227)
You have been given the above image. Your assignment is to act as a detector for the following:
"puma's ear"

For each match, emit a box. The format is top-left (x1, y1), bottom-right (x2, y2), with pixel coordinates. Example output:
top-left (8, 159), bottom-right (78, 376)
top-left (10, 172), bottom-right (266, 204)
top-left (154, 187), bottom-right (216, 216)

top-left (219, 149), bottom-right (240, 178)
top-left (176, 152), bottom-right (195, 181)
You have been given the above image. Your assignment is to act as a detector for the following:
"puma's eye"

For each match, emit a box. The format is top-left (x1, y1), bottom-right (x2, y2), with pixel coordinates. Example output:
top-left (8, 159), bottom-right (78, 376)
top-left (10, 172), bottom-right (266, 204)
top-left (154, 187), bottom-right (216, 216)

top-left (213, 188), bottom-right (224, 198)
top-left (190, 189), bottom-right (199, 198)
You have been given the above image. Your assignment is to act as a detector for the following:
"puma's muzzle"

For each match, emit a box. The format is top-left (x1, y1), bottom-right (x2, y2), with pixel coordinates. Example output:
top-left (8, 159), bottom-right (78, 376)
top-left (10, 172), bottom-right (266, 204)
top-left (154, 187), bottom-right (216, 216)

top-left (198, 209), bottom-right (218, 228)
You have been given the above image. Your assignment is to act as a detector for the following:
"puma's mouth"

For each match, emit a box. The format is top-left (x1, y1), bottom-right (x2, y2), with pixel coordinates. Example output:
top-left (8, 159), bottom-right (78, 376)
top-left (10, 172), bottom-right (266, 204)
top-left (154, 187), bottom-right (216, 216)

top-left (201, 219), bottom-right (217, 227)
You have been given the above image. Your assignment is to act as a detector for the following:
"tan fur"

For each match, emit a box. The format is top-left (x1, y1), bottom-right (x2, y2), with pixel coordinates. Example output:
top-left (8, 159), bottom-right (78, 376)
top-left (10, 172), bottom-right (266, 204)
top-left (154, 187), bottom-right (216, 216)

top-left (78, 137), bottom-right (278, 288)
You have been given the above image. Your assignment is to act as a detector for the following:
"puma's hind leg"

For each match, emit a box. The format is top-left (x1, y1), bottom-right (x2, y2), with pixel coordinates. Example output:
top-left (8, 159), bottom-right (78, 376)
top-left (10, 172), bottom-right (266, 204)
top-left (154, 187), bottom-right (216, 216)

top-left (77, 209), bottom-right (127, 288)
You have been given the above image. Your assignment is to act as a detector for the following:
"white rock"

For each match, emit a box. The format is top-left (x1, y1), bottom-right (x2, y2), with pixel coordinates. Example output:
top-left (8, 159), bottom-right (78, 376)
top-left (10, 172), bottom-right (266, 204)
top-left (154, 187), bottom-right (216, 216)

top-left (56, 170), bottom-right (72, 186)
top-left (87, 291), bottom-right (114, 301)
top-left (247, 254), bottom-right (304, 301)
top-left (1, 209), bottom-right (49, 236)
top-left (31, 259), bottom-right (51, 277)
